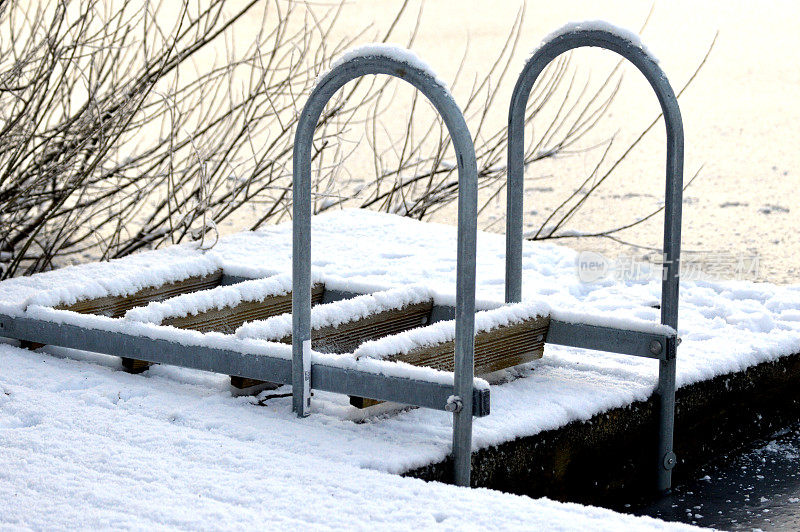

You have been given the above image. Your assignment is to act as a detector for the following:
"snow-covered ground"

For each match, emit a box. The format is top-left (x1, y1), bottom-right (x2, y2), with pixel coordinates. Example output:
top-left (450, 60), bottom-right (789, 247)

top-left (1, 209), bottom-right (798, 528)
top-left (0, 343), bottom-right (696, 530)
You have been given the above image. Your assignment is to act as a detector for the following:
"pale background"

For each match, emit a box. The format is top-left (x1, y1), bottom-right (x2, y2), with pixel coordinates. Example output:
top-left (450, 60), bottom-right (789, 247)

top-left (231, 0), bottom-right (800, 284)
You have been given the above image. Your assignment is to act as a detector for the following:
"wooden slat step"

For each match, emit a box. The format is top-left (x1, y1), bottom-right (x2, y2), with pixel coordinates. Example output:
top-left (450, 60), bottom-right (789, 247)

top-left (395, 316), bottom-right (549, 373)
top-left (58, 270), bottom-right (224, 318)
top-left (350, 314), bottom-right (550, 409)
top-left (274, 300), bottom-right (434, 354)
top-left (162, 284), bottom-right (325, 334)
top-left (234, 289), bottom-right (435, 397)
top-left (153, 283), bottom-right (324, 392)
top-left (53, 270), bottom-right (224, 373)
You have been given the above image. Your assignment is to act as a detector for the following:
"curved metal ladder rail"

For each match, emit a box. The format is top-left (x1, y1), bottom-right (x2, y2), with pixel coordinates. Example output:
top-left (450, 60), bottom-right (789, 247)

top-left (292, 50), bottom-right (479, 486)
top-left (505, 26), bottom-right (684, 492)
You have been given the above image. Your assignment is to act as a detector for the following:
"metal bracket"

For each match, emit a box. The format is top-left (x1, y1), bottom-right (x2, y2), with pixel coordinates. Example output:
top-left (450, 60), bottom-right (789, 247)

top-left (547, 320), bottom-right (675, 360)
top-left (664, 336), bottom-right (678, 361)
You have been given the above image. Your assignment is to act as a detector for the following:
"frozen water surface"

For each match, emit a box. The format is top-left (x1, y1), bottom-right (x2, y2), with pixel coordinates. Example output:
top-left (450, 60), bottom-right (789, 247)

top-left (632, 423), bottom-right (800, 530)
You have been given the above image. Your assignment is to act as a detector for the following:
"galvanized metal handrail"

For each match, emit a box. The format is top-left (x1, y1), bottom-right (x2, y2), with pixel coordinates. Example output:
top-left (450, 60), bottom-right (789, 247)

top-left (292, 49), bottom-right (479, 486)
top-left (505, 25), bottom-right (684, 492)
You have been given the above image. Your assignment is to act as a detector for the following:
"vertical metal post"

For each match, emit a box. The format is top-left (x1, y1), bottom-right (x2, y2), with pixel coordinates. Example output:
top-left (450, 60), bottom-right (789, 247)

top-left (505, 25), bottom-right (684, 492)
top-left (292, 48), bottom-right (479, 486)
top-left (292, 132), bottom-right (313, 417)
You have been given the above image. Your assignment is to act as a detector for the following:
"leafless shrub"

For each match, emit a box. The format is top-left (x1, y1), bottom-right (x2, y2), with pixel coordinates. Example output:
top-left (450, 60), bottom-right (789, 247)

top-left (0, 0), bottom-right (712, 279)
top-left (0, 0), bottom-right (405, 278)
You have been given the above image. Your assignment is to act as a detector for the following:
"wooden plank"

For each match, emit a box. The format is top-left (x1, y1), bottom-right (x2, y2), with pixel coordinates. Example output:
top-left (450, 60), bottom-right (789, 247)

top-left (274, 300), bottom-right (434, 354)
top-left (398, 315), bottom-right (549, 374)
top-left (350, 397), bottom-right (385, 409)
top-left (55, 270), bottom-right (223, 372)
top-left (246, 299), bottom-right (434, 401)
top-left (155, 284), bottom-right (324, 391)
top-left (121, 357), bottom-right (153, 374)
top-left (161, 284), bottom-right (325, 334)
top-left (229, 376), bottom-right (281, 395)
top-left (350, 315), bottom-right (550, 408)
top-left (58, 270), bottom-right (224, 318)
top-left (230, 376), bottom-right (268, 389)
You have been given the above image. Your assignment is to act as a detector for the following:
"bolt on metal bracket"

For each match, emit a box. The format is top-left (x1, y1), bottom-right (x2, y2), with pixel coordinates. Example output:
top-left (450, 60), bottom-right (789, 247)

top-left (445, 396), bottom-right (463, 413)
top-left (663, 451), bottom-right (677, 470)
top-left (649, 340), bottom-right (663, 355)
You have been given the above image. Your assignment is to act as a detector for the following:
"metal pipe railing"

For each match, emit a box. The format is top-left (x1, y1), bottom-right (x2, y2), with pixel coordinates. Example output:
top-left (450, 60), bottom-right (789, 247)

top-left (292, 47), bottom-right (479, 486)
top-left (505, 24), bottom-right (684, 492)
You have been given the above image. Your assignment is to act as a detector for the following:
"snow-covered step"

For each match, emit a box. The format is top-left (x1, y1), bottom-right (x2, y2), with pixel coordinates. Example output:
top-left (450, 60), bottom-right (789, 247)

top-left (235, 285), bottom-right (435, 354)
top-left (28, 268), bottom-right (224, 372)
top-left (56, 270), bottom-right (223, 318)
top-left (354, 300), bottom-right (550, 374)
top-left (236, 290), bottom-right (550, 409)
top-left (125, 273), bottom-right (325, 334)
top-left (125, 273), bottom-right (325, 390)
top-left (350, 301), bottom-right (550, 407)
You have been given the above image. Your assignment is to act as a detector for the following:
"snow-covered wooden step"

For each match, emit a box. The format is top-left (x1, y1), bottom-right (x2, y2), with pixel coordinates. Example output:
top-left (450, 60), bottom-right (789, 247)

top-left (26, 269), bottom-right (224, 372)
top-left (350, 302), bottom-right (550, 408)
top-left (125, 273), bottom-right (325, 388)
top-left (235, 286), bottom-right (434, 354)
top-left (235, 289), bottom-right (549, 409)
top-left (126, 274), bottom-right (325, 334)
top-left (57, 270), bottom-right (223, 318)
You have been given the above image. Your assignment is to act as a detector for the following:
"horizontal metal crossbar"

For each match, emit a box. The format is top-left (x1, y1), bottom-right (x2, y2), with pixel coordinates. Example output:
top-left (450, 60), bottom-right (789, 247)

top-left (319, 288), bottom-right (677, 361)
top-left (187, 282), bottom-right (677, 363)
top-left (0, 313), bottom-right (489, 417)
top-left (546, 320), bottom-right (676, 360)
